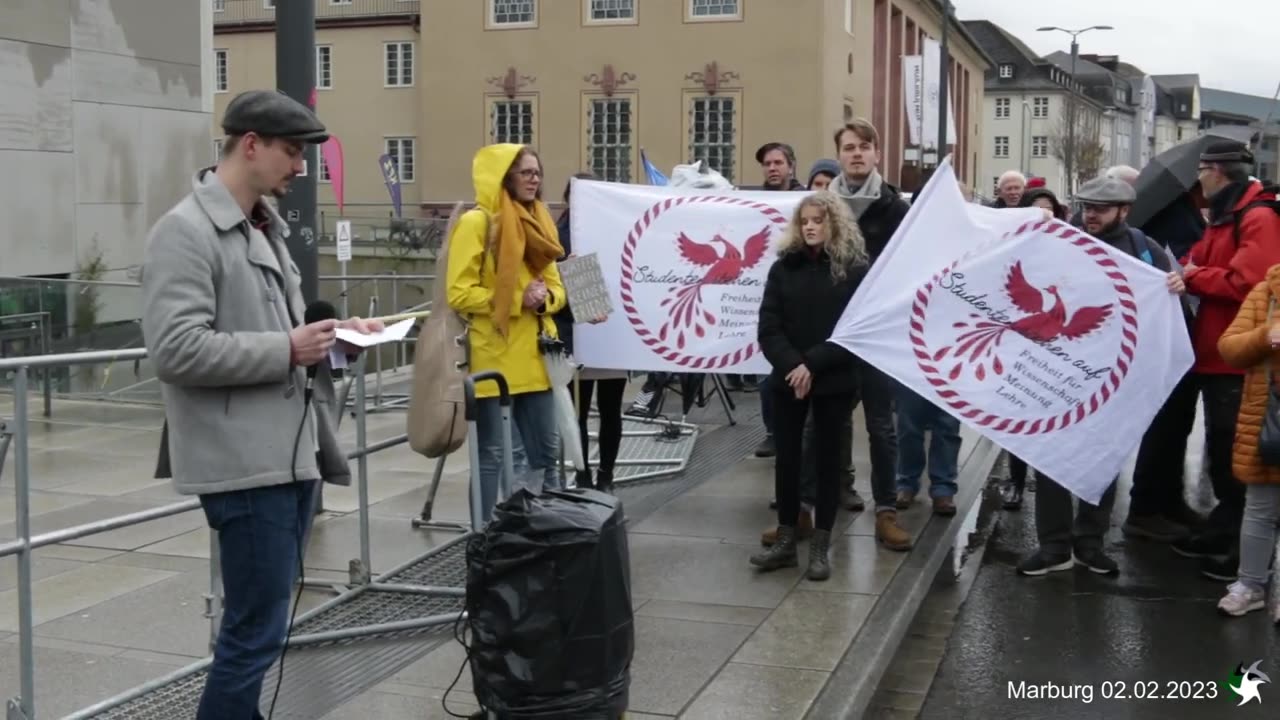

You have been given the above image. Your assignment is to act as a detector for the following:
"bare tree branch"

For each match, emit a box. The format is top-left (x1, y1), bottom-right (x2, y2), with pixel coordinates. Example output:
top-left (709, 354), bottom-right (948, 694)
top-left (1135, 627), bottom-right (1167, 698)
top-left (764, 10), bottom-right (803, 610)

top-left (1049, 107), bottom-right (1107, 188)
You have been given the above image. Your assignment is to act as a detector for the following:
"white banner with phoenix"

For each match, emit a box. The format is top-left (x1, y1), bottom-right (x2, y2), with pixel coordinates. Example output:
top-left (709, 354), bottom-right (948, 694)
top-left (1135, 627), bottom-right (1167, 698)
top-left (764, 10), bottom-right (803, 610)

top-left (568, 180), bottom-right (809, 374)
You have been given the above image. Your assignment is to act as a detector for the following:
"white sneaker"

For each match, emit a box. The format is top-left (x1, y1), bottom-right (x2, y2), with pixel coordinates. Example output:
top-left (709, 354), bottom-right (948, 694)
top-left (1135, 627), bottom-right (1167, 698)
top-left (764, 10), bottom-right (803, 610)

top-left (1217, 581), bottom-right (1265, 617)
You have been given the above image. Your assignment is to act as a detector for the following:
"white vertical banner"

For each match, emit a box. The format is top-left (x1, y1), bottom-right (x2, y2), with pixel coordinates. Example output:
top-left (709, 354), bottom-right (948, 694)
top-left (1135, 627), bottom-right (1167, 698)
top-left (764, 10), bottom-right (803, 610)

top-left (922, 38), bottom-right (958, 149)
top-left (902, 55), bottom-right (924, 147)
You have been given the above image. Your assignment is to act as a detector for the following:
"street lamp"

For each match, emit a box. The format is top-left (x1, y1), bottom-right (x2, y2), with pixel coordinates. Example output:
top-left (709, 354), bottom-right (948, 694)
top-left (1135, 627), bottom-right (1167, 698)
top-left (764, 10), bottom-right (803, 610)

top-left (1037, 24), bottom-right (1114, 194)
top-left (1021, 100), bottom-right (1031, 173)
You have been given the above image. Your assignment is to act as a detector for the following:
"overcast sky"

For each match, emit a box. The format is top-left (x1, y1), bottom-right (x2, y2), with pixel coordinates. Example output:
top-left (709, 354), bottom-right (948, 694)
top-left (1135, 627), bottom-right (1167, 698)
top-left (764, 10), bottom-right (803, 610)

top-left (954, 0), bottom-right (1279, 98)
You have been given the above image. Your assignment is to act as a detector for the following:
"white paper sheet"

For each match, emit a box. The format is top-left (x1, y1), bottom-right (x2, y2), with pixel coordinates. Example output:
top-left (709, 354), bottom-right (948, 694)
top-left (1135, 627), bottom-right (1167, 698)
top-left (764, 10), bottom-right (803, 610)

top-left (335, 318), bottom-right (415, 348)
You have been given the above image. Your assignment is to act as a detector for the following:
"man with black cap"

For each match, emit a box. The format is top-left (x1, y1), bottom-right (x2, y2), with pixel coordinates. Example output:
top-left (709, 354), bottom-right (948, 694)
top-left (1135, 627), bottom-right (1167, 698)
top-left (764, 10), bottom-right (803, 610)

top-left (1171, 140), bottom-right (1280, 581)
top-left (141, 89), bottom-right (381, 718)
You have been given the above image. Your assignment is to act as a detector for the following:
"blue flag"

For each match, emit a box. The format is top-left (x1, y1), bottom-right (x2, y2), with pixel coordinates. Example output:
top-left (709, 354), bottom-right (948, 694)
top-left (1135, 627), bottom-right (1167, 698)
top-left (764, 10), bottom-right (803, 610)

top-left (378, 153), bottom-right (403, 218)
top-left (641, 148), bottom-right (668, 186)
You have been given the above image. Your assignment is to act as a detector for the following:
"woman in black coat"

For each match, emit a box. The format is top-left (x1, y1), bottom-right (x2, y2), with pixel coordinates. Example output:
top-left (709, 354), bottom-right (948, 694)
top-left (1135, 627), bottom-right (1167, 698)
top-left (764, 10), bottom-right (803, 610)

top-left (750, 191), bottom-right (869, 581)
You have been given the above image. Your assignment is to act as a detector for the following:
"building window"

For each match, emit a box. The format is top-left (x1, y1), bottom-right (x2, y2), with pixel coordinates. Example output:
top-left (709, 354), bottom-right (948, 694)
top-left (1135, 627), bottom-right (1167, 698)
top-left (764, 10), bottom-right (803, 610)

top-left (491, 0), bottom-right (535, 26)
top-left (1032, 97), bottom-right (1049, 119)
top-left (385, 138), bottom-right (415, 183)
top-left (1031, 136), bottom-right (1048, 158)
top-left (689, 0), bottom-right (739, 19)
top-left (589, 0), bottom-right (634, 21)
top-left (688, 95), bottom-right (737, 182)
top-left (587, 98), bottom-right (633, 182)
top-left (1262, 136), bottom-right (1276, 151)
top-left (316, 46), bottom-right (332, 90)
top-left (318, 155), bottom-right (331, 183)
top-left (998, 64), bottom-right (1013, 79)
top-left (490, 99), bottom-right (535, 145)
top-left (213, 139), bottom-right (223, 163)
top-left (994, 136), bottom-right (1009, 158)
top-left (995, 98), bottom-right (1010, 119)
top-left (213, 0), bottom-right (225, 12)
top-left (384, 42), bottom-right (413, 87)
top-left (1260, 162), bottom-right (1273, 181)
top-left (330, 0), bottom-right (352, 4)
top-left (214, 49), bottom-right (228, 93)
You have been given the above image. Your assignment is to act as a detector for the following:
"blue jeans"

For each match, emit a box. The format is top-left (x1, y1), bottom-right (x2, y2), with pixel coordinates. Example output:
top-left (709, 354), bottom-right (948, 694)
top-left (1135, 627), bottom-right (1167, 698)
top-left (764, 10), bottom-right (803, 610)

top-left (197, 479), bottom-right (318, 720)
top-left (475, 389), bottom-right (561, 521)
top-left (895, 388), bottom-right (961, 499)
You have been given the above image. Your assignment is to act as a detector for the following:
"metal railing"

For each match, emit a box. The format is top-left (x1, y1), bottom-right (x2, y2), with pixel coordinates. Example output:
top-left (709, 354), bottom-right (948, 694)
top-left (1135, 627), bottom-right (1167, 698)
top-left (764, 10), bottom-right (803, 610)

top-left (0, 346), bottom-right (480, 720)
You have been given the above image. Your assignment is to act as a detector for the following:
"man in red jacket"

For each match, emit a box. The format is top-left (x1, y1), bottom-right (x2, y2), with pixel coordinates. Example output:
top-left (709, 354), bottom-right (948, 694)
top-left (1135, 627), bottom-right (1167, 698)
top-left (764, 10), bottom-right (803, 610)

top-left (1174, 141), bottom-right (1280, 580)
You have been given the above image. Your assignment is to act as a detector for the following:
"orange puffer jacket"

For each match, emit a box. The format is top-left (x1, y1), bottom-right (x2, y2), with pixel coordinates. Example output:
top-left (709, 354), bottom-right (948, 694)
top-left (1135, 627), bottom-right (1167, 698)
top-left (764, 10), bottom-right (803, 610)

top-left (1218, 265), bottom-right (1280, 485)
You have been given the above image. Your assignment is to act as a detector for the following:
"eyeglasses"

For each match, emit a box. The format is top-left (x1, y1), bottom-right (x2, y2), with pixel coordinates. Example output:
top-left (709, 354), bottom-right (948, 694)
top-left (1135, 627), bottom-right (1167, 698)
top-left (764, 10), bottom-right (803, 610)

top-left (1197, 166), bottom-right (1213, 175)
top-left (515, 169), bottom-right (542, 179)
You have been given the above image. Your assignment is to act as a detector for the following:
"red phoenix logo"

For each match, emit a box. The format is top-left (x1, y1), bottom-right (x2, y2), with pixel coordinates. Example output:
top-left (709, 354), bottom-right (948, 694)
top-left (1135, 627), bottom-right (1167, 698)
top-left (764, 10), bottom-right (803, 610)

top-left (658, 227), bottom-right (771, 349)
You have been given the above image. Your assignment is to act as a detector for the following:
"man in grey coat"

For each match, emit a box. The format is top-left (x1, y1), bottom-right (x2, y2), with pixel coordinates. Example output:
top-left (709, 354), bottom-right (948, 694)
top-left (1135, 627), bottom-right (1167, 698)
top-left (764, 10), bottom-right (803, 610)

top-left (141, 90), bottom-right (380, 719)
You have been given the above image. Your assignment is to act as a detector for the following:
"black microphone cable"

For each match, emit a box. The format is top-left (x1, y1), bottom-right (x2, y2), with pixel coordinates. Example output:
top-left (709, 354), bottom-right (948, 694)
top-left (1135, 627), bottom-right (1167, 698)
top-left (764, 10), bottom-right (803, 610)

top-left (268, 300), bottom-right (335, 719)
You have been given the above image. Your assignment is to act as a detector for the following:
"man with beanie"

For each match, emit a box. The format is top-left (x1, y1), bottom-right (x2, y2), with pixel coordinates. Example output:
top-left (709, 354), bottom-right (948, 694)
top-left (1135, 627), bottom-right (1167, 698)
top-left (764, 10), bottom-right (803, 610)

top-left (1172, 141), bottom-right (1280, 581)
top-left (831, 119), bottom-right (913, 550)
top-left (808, 158), bottom-right (839, 191)
top-left (142, 90), bottom-right (381, 718)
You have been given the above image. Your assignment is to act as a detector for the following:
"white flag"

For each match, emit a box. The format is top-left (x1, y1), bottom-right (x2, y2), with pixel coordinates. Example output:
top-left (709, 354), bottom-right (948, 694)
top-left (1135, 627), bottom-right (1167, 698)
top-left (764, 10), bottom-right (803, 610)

top-left (568, 180), bottom-right (808, 374)
top-left (830, 159), bottom-right (1193, 504)
top-left (922, 38), bottom-right (958, 148)
top-left (902, 55), bottom-right (924, 146)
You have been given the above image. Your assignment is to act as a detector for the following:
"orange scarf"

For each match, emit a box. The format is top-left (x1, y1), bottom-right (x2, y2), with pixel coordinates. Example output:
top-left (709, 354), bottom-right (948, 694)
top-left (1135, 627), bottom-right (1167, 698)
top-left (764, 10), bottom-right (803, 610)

top-left (492, 191), bottom-right (563, 337)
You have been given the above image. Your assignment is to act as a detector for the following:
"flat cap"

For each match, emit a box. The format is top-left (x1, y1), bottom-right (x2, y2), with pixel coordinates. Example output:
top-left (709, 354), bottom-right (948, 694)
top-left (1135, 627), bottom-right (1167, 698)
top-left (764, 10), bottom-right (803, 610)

top-left (221, 89), bottom-right (328, 143)
top-left (1201, 140), bottom-right (1253, 164)
top-left (1075, 176), bottom-right (1136, 205)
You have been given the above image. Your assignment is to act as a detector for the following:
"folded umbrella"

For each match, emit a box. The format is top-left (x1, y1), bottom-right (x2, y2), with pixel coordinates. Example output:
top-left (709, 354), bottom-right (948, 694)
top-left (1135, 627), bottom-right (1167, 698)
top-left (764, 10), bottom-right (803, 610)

top-left (1128, 125), bottom-right (1257, 227)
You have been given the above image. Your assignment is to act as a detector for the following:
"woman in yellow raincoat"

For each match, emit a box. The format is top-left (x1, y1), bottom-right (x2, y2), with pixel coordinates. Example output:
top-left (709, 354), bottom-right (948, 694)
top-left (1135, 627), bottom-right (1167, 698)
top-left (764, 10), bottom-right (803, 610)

top-left (446, 144), bottom-right (566, 520)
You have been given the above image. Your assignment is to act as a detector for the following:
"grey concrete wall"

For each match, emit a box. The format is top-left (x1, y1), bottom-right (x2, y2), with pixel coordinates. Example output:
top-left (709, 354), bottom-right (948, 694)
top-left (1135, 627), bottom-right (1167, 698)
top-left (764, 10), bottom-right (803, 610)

top-left (0, 0), bottom-right (211, 283)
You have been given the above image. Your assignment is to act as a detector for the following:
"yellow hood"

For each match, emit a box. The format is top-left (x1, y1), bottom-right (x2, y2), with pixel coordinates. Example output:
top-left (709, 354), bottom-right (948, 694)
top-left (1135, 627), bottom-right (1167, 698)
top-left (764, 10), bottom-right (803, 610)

top-left (471, 144), bottom-right (523, 214)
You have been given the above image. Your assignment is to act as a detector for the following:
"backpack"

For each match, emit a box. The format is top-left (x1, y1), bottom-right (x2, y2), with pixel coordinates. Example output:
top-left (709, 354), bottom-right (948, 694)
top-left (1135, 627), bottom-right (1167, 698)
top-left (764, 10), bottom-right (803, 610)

top-left (406, 202), bottom-right (470, 458)
top-left (1232, 183), bottom-right (1280, 245)
top-left (1127, 228), bottom-right (1156, 267)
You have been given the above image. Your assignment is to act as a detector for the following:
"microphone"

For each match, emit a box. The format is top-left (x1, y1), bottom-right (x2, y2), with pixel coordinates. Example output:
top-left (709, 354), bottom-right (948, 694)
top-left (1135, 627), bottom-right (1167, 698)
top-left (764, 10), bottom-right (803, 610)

top-left (302, 300), bottom-right (338, 399)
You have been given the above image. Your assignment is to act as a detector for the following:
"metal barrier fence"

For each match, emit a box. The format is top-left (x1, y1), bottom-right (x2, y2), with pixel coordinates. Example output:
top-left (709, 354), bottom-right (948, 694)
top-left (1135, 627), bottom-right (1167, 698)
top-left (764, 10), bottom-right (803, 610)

top-left (0, 347), bottom-right (491, 720)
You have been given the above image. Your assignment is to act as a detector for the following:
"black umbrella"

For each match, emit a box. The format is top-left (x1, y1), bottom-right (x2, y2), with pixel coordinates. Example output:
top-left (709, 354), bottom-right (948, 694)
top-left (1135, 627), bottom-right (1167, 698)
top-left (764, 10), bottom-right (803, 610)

top-left (1127, 125), bottom-right (1256, 227)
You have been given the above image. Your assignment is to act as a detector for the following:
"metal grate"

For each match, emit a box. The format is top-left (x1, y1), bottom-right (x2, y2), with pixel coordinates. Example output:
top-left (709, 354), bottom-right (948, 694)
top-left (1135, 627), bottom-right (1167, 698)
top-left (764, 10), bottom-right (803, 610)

top-left (381, 533), bottom-right (469, 587)
top-left (292, 591), bottom-right (463, 640)
top-left (585, 416), bottom-right (698, 483)
top-left (89, 670), bottom-right (208, 720)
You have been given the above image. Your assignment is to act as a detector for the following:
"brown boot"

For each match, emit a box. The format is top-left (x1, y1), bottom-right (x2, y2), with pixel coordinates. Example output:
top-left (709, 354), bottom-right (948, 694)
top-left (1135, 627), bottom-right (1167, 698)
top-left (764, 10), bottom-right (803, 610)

top-left (876, 510), bottom-right (913, 551)
top-left (761, 509), bottom-right (815, 546)
top-left (933, 496), bottom-right (956, 516)
top-left (895, 490), bottom-right (916, 510)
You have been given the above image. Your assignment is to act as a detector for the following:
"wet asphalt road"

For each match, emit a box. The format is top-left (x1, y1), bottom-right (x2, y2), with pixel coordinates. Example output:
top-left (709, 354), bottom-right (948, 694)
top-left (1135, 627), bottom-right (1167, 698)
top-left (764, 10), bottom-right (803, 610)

top-left (920, 469), bottom-right (1279, 720)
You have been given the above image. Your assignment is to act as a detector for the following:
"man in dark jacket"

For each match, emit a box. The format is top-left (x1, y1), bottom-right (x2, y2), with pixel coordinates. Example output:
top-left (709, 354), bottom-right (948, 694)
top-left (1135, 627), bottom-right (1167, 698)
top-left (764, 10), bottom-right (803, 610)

top-left (1172, 141), bottom-right (1280, 580)
top-left (830, 119), bottom-right (913, 550)
top-left (1017, 176), bottom-right (1186, 577)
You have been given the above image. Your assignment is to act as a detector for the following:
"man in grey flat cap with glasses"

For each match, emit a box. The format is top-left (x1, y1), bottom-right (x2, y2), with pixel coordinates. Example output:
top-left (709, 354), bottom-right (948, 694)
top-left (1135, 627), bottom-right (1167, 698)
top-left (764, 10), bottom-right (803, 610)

top-left (142, 90), bottom-right (380, 719)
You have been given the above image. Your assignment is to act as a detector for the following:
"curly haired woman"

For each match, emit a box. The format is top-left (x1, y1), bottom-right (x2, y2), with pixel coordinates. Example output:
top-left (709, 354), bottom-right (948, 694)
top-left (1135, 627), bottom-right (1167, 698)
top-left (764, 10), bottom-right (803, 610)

top-left (751, 191), bottom-right (869, 580)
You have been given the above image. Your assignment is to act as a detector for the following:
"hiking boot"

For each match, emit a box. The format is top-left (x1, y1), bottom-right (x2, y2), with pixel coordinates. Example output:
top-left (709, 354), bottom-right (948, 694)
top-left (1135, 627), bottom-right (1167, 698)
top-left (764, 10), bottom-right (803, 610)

top-left (844, 488), bottom-right (866, 512)
top-left (762, 508), bottom-right (813, 545)
top-left (807, 529), bottom-right (832, 581)
top-left (754, 435), bottom-right (776, 458)
top-left (1017, 550), bottom-right (1074, 576)
top-left (1002, 484), bottom-right (1024, 511)
top-left (895, 490), bottom-right (916, 510)
top-left (875, 510), bottom-right (913, 551)
top-left (750, 526), bottom-right (798, 571)
top-left (1172, 533), bottom-right (1232, 560)
top-left (1217, 581), bottom-right (1265, 617)
top-left (1122, 513), bottom-right (1189, 543)
top-left (1074, 547), bottom-right (1120, 576)
top-left (932, 496), bottom-right (956, 516)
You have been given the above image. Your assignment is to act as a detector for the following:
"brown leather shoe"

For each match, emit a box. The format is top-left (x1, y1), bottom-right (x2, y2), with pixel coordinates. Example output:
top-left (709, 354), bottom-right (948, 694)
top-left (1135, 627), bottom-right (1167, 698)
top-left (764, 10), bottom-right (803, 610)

top-left (762, 509), bottom-right (815, 546)
top-left (895, 490), bottom-right (916, 510)
top-left (933, 496), bottom-right (956, 516)
top-left (875, 510), bottom-right (913, 551)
